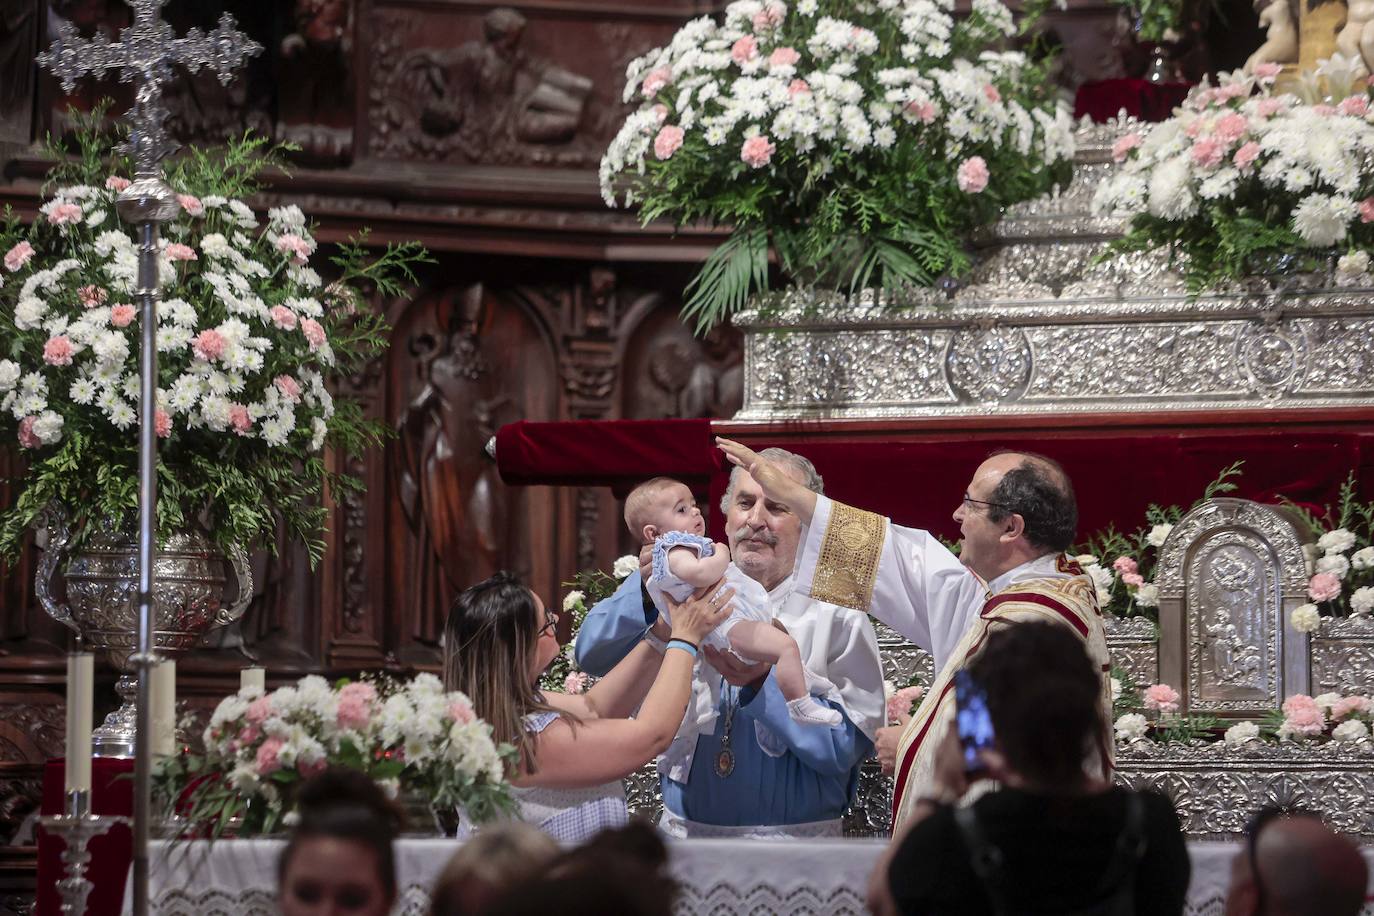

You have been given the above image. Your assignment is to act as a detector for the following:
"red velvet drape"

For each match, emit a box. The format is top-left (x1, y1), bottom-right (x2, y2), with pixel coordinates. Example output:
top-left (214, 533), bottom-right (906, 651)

top-left (38, 758), bottom-right (133, 916)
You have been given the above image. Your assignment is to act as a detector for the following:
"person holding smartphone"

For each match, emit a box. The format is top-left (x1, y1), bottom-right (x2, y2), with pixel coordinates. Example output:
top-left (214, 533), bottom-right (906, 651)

top-left (869, 622), bottom-right (1190, 916)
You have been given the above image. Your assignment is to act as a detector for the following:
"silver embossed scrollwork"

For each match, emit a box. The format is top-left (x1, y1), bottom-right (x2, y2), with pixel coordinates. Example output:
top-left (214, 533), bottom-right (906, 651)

top-left (214, 544), bottom-right (254, 629)
top-left (34, 502), bottom-right (75, 632)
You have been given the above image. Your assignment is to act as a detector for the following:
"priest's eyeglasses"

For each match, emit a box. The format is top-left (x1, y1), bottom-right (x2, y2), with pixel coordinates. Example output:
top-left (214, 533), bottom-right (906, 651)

top-left (962, 492), bottom-right (1013, 513)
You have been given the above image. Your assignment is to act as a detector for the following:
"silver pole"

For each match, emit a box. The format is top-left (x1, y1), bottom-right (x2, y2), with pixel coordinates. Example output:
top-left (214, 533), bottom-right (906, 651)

top-left (131, 217), bottom-right (159, 916)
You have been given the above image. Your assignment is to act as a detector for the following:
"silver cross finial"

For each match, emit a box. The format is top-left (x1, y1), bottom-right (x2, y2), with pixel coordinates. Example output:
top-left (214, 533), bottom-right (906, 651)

top-left (37, 0), bottom-right (263, 178)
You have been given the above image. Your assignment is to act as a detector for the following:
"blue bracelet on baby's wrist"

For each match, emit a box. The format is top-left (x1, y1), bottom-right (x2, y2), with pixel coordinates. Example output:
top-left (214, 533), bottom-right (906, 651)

top-left (666, 638), bottom-right (699, 658)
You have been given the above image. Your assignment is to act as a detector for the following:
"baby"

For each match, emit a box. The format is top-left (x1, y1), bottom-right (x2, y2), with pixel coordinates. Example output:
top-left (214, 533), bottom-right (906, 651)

top-left (624, 477), bottom-right (841, 727)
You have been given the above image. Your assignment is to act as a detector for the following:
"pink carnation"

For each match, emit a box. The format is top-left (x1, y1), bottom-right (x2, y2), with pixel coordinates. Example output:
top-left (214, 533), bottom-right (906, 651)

top-left (1282, 694), bottom-right (1320, 718)
top-left (4, 241), bottom-right (34, 272)
top-left (245, 696), bottom-right (273, 724)
top-left (1360, 198), bottom-right (1374, 224)
top-left (740, 135), bottom-right (775, 169)
top-left (165, 243), bottom-right (197, 262)
top-left (563, 671), bottom-right (590, 695)
top-left (906, 100), bottom-right (936, 123)
top-left (1233, 141), bottom-right (1261, 170)
top-left (275, 233), bottom-right (314, 265)
top-left (449, 698), bottom-right (477, 723)
top-left (105, 176), bottom-right (131, 192)
top-left (300, 317), bottom-right (327, 350)
top-left (46, 202), bottom-right (82, 225)
top-left (753, 2), bottom-right (784, 29)
top-left (43, 336), bottom-right (74, 367)
top-left (1112, 133), bottom-right (1142, 163)
top-left (1331, 696), bottom-right (1371, 720)
top-left (17, 416), bottom-right (40, 449)
top-left (640, 66), bottom-right (672, 98)
top-left (154, 408), bottom-right (171, 439)
top-left (1213, 112), bottom-right (1249, 143)
top-left (337, 694), bottom-right (373, 731)
top-left (957, 156), bottom-right (989, 193)
top-left (1340, 95), bottom-right (1370, 117)
top-left (1184, 119), bottom-right (1205, 139)
top-left (769, 47), bottom-right (801, 69)
top-left (1122, 572), bottom-right (1145, 587)
top-left (269, 305), bottom-right (298, 330)
top-left (983, 84), bottom-right (1001, 103)
top-left (297, 757), bottom-right (328, 778)
top-left (1308, 572), bottom-right (1343, 602)
top-left (1113, 556), bottom-right (1139, 575)
top-left (274, 375), bottom-right (303, 403)
top-left (653, 125), bottom-right (685, 160)
top-left (237, 725), bottom-right (261, 745)
top-left (1280, 696), bottom-right (1326, 736)
top-left (650, 103), bottom-right (669, 123)
top-left (192, 329), bottom-right (226, 362)
top-left (1253, 62), bottom-right (1282, 79)
top-left (1190, 137), bottom-right (1225, 168)
top-left (1313, 104), bottom-right (1337, 117)
top-left (788, 79), bottom-right (811, 97)
top-left (255, 736), bottom-right (285, 775)
top-left (229, 403), bottom-right (252, 435)
top-left (1143, 683), bottom-right (1181, 713)
top-left (886, 685), bottom-right (925, 723)
top-left (177, 194), bottom-right (205, 216)
top-left (731, 35), bottom-right (758, 65)
top-left (110, 304), bottom-right (136, 328)
top-left (79, 285), bottom-right (107, 308)
top-left (1255, 98), bottom-right (1284, 118)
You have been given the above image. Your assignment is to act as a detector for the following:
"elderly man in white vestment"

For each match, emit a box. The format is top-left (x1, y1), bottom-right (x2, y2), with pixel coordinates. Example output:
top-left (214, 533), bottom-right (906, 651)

top-left (575, 448), bottom-right (886, 837)
top-left (717, 439), bottom-right (1113, 832)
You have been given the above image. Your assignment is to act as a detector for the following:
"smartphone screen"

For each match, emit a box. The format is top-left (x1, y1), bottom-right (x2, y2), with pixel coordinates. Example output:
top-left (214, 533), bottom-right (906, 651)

top-left (954, 668), bottom-right (995, 774)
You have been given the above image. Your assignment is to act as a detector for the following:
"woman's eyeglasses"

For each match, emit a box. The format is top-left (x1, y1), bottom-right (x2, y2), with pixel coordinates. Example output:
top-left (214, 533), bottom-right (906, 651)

top-left (538, 609), bottom-right (560, 638)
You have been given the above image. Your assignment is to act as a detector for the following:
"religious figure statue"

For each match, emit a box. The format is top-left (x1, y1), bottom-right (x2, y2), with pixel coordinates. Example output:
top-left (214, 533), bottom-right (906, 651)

top-left (277, 0), bottom-right (355, 164)
top-left (1245, 0), bottom-right (1299, 74)
top-left (408, 7), bottom-right (593, 160)
top-left (395, 286), bottom-right (511, 645)
top-left (1337, 0), bottom-right (1374, 75)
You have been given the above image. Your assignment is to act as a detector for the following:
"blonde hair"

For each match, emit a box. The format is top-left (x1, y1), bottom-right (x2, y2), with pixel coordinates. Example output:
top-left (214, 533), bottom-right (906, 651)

top-left (428, 823), bottom-right (559, 916)
top-left (623, 476), bottom-right (686, 543)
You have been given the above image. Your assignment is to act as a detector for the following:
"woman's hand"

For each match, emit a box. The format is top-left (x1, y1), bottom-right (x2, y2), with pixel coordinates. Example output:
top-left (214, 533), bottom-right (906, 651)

top-left (663, 584), bottom-right (734, 645)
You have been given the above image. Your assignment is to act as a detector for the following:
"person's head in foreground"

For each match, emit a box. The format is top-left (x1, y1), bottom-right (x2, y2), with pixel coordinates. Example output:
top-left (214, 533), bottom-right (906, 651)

top-left (482, 822), bottom-right (676, 916)
top-left (965, 618), bottom-right (1102, 792)
top-left (427, 821), bottom-right (559, 916)
top-left (1226, 805), bottom-right (1368, 916)
top-left (443, 571), bottom-right (561, 773)
top-left (953, 450), bottom-right (1077, 585)
top-left (719, 446), bottom-right (823, 589)
top-left (278, 768), bottom-right (402, 916)
top-left (624, 476), bottom-right (706, 543)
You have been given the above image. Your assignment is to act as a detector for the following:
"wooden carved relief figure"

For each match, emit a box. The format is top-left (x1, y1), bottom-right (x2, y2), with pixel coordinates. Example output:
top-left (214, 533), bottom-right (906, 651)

top-left (277, 0), bottom-right (355, 164)
top-left (395, 286), bottom-right (510, 647)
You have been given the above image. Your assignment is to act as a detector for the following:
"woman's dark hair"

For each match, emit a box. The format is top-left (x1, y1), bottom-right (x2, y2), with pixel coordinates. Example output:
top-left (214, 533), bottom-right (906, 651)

top-left (967, 620), bottom-right (1104, 789)
top-left (985, 451), bottom-right (1078, 553)
top-left (278, 768), bottom-right (403, 901)
top-left (443, 571), bottom-right (565, 775)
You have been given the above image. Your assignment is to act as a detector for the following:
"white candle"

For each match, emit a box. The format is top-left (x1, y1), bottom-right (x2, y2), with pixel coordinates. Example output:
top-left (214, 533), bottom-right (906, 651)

top-left (241, 666), bottom-right (265, 694)
top-left (65, 653), bottom-right (93, 795)
top-left (150, 658), bottom-right (176, 758)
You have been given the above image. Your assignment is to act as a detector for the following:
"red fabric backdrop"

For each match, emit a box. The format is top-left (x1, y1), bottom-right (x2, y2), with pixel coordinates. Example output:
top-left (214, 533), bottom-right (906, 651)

top-left (494, 419), bottom-right (1374, 544)
top-left (1074, 78), bottom-right (1192, 123)
top-left (38, 758), bottom-right (133, 916)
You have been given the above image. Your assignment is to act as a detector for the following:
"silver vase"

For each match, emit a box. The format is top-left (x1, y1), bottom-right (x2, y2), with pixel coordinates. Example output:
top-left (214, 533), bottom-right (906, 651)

top-left (35, 503), bottom-right (253, 757)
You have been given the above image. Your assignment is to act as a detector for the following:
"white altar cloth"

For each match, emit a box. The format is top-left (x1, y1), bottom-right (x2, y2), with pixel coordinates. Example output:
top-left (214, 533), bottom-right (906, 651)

top-left (132, 838), bottom-right (1374, 916)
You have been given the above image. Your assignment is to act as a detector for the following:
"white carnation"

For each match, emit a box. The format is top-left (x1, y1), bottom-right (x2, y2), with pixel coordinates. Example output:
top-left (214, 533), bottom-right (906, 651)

top-left (1085, 563), bottom-right (1114, 603)
top-left (1334, 719), bottom-right (1370, 742)
top-left (1318, 528), bottom-right (1357, 555)
top-left (1352, 546), bottom-right (1374, 571)
top-left (0, 360), bottom-right (19, 391)
top-left (1291, 193), bottom-right (1356, 247)
top-left (1146, 156), bottom-right (1196, 219)
top-left (563, 590), bottom-right (586, 612)
top-left (1146, 523), bottom-right (1174, 548)
top-left (1134, 583), bottom-right (1160, 608)
top-left (613, 554), bottom-right (640, 578)
top-left (1317, 554), bottom-right (1350, 580)
top-left (1290, 603), bottom-right (1322, 633)
top-left (1114, 712), bottom-right (1149, 741)
top-left (1223, 721), bottom-right (1260, 745)
top-left (32, 410), bottom-right (64, 444)
top-left (1110, 677), bottom-right (1122, 701)
top-left (1350, 586), bottom-right (1374, 617)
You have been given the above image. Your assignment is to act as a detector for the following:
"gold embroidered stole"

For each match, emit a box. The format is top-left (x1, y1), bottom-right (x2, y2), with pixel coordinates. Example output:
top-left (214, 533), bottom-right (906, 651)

top-left (810, 499), bottom-right (886, 612)
top-left (888, 571), bottom-right (1112, 830)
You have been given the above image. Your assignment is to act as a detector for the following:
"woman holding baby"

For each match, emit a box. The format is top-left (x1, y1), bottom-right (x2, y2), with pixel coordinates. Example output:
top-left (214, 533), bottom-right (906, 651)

top-left (443, 567), bottom-right (730, 841)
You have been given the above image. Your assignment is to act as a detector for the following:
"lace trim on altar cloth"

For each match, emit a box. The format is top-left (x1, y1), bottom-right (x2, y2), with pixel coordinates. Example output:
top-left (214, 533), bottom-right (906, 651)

top-left (811, 501), bottom-right (885, 612)
top-left (144, 885), bottom-right (1374, 916)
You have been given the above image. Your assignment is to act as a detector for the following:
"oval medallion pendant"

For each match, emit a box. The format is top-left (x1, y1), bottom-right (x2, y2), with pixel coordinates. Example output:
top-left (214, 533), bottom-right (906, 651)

top-left (714, 747), bottom-right (735, 778)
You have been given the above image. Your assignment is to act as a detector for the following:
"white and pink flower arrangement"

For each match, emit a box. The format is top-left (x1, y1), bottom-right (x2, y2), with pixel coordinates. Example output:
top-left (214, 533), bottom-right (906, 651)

top-left (600, 0), bottom-right (1076, 330)
top-left (884, 680), bottom-right (926, 724)
top-left (1093, 55), bottom-right (1374, 292)
top-left (1285, 475), bottom-right (1374, 633)
top-left (1113, 683), bottom-right (1374, 748)
top-left (537, 556), bottom-right (639, 695)
top-left (0, 128), bottom-right (427, 560)
top-left (159, 673), bottom-right (513, 836)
